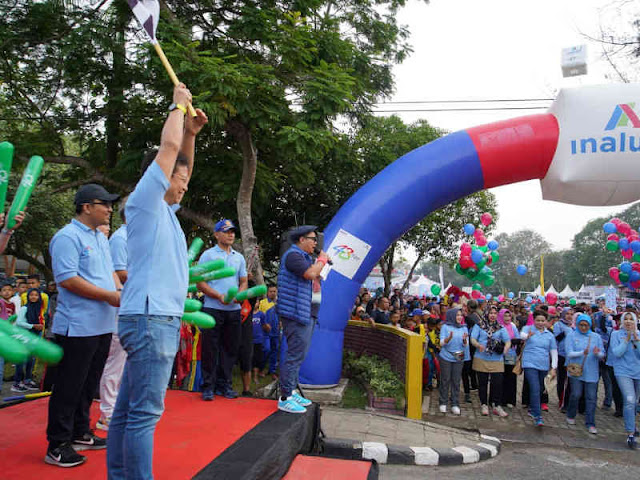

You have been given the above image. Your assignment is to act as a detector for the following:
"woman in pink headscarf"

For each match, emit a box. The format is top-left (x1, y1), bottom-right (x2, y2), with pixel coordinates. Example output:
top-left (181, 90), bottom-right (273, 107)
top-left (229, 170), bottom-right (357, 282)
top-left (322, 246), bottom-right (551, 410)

top-left (499, 309), bottom-right (521, 407)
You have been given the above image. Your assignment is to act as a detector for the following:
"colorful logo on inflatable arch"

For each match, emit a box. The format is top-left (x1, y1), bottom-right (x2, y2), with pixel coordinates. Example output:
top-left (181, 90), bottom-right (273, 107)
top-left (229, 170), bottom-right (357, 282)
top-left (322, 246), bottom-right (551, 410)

top-left (605, 103), bottom-right (640, 131)
top-left (332, 244), bottom-right (356, 261)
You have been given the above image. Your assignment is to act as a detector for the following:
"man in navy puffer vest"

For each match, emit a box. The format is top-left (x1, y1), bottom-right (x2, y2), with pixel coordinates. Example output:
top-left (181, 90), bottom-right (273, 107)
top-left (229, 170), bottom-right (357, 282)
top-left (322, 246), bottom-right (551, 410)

top-left (276, 225), bottom-right (329, 413)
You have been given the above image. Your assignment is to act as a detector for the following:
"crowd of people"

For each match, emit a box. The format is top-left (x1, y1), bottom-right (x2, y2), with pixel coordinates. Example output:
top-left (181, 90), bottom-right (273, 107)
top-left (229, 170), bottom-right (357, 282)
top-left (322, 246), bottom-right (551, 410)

top-left (351, 288), bottom-right (640, 449)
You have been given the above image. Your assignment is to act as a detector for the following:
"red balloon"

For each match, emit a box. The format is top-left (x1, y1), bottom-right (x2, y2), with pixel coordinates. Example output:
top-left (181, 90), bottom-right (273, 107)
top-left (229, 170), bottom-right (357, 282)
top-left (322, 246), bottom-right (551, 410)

top-left (460, 255), bottom-right (474, 269)
top-left (481, 212), bottom-right (493, 227)
top-left (632, 262), bottom-right (640, 271)
top-left (611, 217), bottom-right (622, 225)
top-left (460, 242), bottom-right (472, 255)
top-left (622, 249), bottom-right (634, 259)
top-left (607, 234), bottom-right (620, 242)
top-left (471, 290), bottom-right (482, 299)
top-left (476, 236), bottom-right (488, 247)
top-left (486, 255), bottom-right (493, 266)
top-left (474, 228), bottom-right (484, 238)
top-left (609, 267), bottom-right (620, 280)
top-left (632, 280), bottom-right (640, 290)
top-left (545, 292), bottom-right (558, 305)
top-left (548, 306), bottom-right (557, 315)
top-left (619, 222), bottom-right (632, 235)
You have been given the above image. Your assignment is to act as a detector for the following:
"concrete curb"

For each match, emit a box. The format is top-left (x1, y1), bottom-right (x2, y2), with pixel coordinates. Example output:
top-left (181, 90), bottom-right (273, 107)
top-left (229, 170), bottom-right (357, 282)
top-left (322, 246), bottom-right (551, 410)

top-left (322, 434), bottom-right (501, 466)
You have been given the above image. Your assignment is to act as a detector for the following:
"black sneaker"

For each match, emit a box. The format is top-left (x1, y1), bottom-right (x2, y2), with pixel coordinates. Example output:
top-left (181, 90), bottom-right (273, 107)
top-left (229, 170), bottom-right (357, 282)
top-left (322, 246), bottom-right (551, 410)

top-left (45, 443), bottom-right (87, 467)
top-left (241, 390), bottom-right (254, 397)
top-left (11, 383), bottom-right (28, 393)
top-left (72, 432), bottom-right (107, 451)
top-left (24, 379), bottom-right (39, 391)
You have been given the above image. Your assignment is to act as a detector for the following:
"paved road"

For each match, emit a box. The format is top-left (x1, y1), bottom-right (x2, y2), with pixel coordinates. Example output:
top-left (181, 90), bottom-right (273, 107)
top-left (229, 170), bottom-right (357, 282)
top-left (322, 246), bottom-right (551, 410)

top-left (381, 442), bottom-right (640, 479)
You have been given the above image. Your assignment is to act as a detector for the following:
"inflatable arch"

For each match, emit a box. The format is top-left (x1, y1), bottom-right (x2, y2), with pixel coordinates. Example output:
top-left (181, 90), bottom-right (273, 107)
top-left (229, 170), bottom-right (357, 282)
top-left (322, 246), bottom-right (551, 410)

top-left (300, 83), bottom-right (640, 386)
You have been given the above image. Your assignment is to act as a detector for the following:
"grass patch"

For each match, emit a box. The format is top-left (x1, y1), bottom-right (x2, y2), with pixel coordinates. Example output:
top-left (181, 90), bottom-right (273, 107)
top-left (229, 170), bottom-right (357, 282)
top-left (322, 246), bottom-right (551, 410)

top-left (340, 380), bottom-right (367, 409)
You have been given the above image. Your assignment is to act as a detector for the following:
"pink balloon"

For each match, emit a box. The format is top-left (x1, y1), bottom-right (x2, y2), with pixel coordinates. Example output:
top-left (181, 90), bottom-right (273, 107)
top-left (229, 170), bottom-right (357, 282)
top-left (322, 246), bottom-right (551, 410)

top-left (609, 267), bottom-right (620, 280)
top-left (474, 228), bottom-right (484, 238)
top-left (481, 212), bottom-right (493, 227)
top-left (607, 234), bottom-right (620, 242)
top-left (460, 242), bottom-right (472, 255)
top-left (622, 249), bottom-right (634, 259)
top-left (611, 217), bottom-right (622, 225)
top-left (619, 222), bottom-right (632, 235)
top-left (471, 290), bottom-right (482, 299)
top-left (545, 292), bottom-right (558, 305)
top-left (632, 262), bottom-right (640, 271)
top-left (497, 295), bottom-right (505, 302)
top-left (548, 306), bottom-right (557, 315)
top-left (476, 236), bottom-right (488, 247)
top-left (629, 235), bottom-right (640, 243)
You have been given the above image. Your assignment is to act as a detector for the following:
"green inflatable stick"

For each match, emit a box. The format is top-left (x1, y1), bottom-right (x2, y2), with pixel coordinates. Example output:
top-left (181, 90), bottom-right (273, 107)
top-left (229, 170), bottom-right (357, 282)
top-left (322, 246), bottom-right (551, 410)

top-left (0, 142), bottom-right (14, 213)
top-left (234, 285), bottom-right (268, 302)
top-left (6, 155), bottom-right (44, 230)
top-left (0, 318), bottom-right (63, 363)
top-left (188, 259), bottom-right (226, 281)
top-left (190, 266), bottom-right (236, 284)
top-left (184, 298), bottom-right (202, 313)
top-left (182, 311), bottom-right (216, 329)
top-left (0, 330), bottom-right (29, 363)
top-left (187, 237), bottom-right (204, 265)
top-left (188, 284), bottom-right (198, 294)
top-left (224, 286), bottom-right (238, 303)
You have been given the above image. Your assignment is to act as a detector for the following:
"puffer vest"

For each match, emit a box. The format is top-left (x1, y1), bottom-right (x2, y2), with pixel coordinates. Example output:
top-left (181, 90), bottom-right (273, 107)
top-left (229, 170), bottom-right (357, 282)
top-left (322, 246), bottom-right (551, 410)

top-left (276, 244), bottom-right (313, 325)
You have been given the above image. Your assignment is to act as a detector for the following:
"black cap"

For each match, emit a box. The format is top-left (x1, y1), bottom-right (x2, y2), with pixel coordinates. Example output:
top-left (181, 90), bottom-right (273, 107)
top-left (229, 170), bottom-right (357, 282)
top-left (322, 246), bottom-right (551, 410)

top-left (289, 225), bottom-right (317, 243)
top-left (74, 184), bottom-right (120, 206)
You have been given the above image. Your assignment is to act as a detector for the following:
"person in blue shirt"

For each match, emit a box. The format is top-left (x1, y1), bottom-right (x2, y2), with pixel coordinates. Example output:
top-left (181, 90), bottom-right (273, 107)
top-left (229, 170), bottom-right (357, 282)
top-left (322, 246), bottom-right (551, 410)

top-left (471, 306), bottom-right (511, 417)
top-left (196, 219), bottom-right (248, 401)
top-left (106, 84), bottom-right (208, 479)
top-left (520, 309), bottom-right (558, 427)
top-left (276, 225), bottom-right (329, 413)
top-left (45, 183), bottom-right (122, 468)
top-left (554, 307), bottom-right (574, 411)
top-left (593, 303), bottom-right (614, 410)
top-left (609, 311), bottom-right (640, 449)
top-left (261, 286), bottom-right (280, 378)
top-left (98, 200), bottom-right (128, 432)
top-left (438, 307), bottom-right (470, 415)
top-left (251, 302), bottom-right (268, 384)
top-left (564, 314), bottom-right (604, 434)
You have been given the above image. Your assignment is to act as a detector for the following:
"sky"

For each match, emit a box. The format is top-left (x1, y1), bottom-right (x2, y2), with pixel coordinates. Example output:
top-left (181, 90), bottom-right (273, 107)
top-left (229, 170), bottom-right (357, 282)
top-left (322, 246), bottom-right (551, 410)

top-left (382, 0), bottom-right (638, 250)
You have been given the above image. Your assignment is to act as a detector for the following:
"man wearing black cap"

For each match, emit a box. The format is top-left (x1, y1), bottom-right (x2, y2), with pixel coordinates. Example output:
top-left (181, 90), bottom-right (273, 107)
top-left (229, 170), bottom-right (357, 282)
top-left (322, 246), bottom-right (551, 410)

top-left (45, 183), bottom-right (122, 468)
top-left (276, 225), bottom-right (329, 413)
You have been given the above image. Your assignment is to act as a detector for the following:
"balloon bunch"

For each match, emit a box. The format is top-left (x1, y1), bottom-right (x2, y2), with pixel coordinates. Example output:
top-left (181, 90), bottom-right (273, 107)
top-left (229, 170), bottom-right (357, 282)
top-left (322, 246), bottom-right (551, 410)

top-left (455, 213), bottom-right (499, 296)
top-left (603, 218), bottom-right (640, 290)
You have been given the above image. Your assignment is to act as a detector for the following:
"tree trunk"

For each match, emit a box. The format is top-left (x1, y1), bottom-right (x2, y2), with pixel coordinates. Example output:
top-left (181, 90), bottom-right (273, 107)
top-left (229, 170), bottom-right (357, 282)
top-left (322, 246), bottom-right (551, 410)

top-left (226, 119), bottom-right (264, 285)
top-left (105, 1), bottom-right (127, 169)
top-left (401, 252), bottom-right (424, 292)
top-left (378, 242), bottom-right (396, 297)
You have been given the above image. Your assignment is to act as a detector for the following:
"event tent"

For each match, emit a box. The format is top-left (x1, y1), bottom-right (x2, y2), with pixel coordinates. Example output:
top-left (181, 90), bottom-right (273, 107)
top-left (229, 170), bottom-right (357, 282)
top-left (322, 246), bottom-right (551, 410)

top-left (546, 284), bottom-right (558, 295)
top-left (559, 285), bottom-right (576, 297)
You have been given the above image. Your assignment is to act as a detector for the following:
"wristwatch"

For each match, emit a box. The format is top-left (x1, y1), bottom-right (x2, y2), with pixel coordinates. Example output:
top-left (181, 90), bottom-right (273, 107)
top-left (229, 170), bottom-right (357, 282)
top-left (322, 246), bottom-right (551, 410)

top-left (168, 103), bottom-right (187, 115)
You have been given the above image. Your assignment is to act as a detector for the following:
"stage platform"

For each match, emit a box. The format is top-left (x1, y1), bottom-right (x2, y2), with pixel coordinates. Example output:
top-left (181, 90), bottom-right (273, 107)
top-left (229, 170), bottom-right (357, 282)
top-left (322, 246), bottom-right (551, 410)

top-left (0, 390), bottom-right (320, 479)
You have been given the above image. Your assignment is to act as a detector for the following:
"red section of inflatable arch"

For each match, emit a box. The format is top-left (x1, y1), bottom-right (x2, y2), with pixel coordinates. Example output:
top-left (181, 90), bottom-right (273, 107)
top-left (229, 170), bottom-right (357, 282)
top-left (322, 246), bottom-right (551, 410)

top-left (466, 113), bottom-right (560, 189)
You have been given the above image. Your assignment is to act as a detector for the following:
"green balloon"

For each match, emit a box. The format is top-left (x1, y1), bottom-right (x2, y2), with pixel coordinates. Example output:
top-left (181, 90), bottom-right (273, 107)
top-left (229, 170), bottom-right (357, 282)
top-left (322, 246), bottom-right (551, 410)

top-left (187, 237), bottom-right (204, 264)
top-left (0, 329), bottom-right (29, 363)
top-left (490, 251), bottom-right (499, 263)
top-left (472, 283), bottom-right (482, 291)
top-left (184, 298), bottom-right (202, 313)
top-left (606, 240), bottom-right (620, 252)
top-left (455, 263), bottom-right (464, 275)
top-left (479, 246), bottom-right (488, 252)
top-left (235, 285), bottom-right (268, 302)
top-left (182, 311), bottom-right (216, 329)
top-left (633, 253), bottom-right (640, 262)
top-left (484, 277), bottom-right (495, 287)
top-left (6, 155), bottom-right (44, 230)
top-left (466, 267), bottom-right (478, 278)
top-left (569, 298), bottom-right (577, 306)
top-left (190, 266), bottom-right (236, 283)
top-left (0, 316), bottom-right (63, 363)
top-left (620, 272), bottom-right (630, 283)
top-left (0, 142), bottom-right (14, 213)
top-left (224, 286), bottom-right (239, 303)
top-left (431, 284), bottom-right (442, 295)
top-left (189, 259), bottom-right (226, 281)
top-left (476, 258), bottom-right (487, 270)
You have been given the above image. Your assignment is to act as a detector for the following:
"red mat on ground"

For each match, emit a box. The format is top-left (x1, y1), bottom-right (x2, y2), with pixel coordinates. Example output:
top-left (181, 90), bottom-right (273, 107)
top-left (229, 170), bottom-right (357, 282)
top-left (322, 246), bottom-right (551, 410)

top-left (283, 455), bottom-right (375, 480)
top-left (0, 390), bottom-right (277, 479)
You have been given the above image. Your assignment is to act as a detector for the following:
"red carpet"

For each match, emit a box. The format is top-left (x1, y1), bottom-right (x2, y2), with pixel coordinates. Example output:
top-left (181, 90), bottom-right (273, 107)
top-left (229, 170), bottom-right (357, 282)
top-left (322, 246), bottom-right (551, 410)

top-left (0, 390), bottom-right (277, 479)
top-left (283, 455), bottom-right (376, 480)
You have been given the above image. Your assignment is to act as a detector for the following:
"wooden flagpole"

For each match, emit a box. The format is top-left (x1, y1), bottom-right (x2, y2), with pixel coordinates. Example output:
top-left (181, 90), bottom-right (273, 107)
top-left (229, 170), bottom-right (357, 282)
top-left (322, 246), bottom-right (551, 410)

top-left (153, 43), bottom-right (197, 117)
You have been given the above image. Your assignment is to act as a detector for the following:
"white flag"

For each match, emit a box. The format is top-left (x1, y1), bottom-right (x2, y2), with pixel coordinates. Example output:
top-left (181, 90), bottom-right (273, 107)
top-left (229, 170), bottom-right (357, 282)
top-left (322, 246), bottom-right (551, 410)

top-left (127, 0), bottom-right (160, 44)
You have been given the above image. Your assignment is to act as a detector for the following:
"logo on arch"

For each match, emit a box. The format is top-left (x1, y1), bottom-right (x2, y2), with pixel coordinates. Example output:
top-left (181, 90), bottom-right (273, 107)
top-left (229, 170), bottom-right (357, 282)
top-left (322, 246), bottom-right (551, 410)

top-left (332, 244), bottom-right (356, 261)
top-left (605, 103), bottom-right (640, 130)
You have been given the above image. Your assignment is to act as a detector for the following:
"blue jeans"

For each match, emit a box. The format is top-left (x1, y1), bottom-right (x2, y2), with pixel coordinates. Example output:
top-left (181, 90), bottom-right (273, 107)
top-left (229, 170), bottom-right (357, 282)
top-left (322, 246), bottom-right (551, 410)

top-left (567, 377), bottom-right (597, 427)
top-left (107, 314), bottom-right (180, 480)
top-left (14, 356), bottom-right (35, 384)
top-left (279, 317), bottom-right (314, 398)
top-left (268, 336), bottom-right (279, 374)
top-left (426, 351), bottom-right (436, 387)
top-left (615, 375), bottom-right (640, 434)
top-left (524, 368), bottom-right (547, 420)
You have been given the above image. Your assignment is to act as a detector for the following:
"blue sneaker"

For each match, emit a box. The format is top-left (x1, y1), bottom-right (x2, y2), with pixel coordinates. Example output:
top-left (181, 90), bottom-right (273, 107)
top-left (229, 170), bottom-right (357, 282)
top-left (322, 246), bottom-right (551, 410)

top-left (215, 387), bottom-right (239, 399)
top-left (202, 389), bottom-right (214, 401)
top-left (291, 390), bottom-right (312, 407)
top-left (278, 397), bottom-right (307, 414)
top-left (535, 417), bottom-right (544, 427)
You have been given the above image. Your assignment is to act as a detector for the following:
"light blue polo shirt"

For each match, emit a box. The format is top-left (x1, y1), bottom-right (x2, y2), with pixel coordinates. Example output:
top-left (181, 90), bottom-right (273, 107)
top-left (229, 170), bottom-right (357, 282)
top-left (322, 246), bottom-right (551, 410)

top-left (471, 324), bottom-right (510, 362)
top-left (199, 245), bottom-right (247, 311)
top-left (110, 224), bottom-right (127, 271)
top-left (609, 329), bottom-right (640, 379)
top-left (120, 161), bottom-right (188, 317)
top-left (553, 321), bottom-right (573, 357)
top-left (521, 326), bottom-right (557, 370)
top-left (565, 330), bottom-right (604, 383)
top-left (50, 219), bottom-right (117, 337)
top-left (439, 324), bottom-right (470, 363)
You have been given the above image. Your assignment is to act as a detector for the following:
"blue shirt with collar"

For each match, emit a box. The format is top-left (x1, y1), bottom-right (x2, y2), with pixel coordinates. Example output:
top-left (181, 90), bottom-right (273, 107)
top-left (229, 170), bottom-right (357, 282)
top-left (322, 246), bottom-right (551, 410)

top-left (199, 244), bottom-right (247, 311)
top-left (471, 324), bottom-right (510, 362)
top-left (521, 325), bottom-right (557, 370)
top-left (439, 324), bottom-right (470, 363)
top-left (109, 224), bottom-right (127, 271)
top-left (609, 329), bottom-right (640, 379)
top-left (120, 161), bottom-right (188, 317)
top-left (50, 218), bottom-right (117, 337)
top-left (553, 321), bottom-right (574, 357)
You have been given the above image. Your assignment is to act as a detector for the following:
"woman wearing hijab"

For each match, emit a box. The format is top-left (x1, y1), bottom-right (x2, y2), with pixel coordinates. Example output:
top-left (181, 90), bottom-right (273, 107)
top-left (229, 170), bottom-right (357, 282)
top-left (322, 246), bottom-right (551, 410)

top-left (438, 308), bottom-right (470, 415)
top-left (554, 307), bottom-right (575, 411)
top-left (564, 314), bottom-right (604, 434)
top-left (499, 309), bottom-right (521, 408)
top-left (471, 306), bottom-right (511, 417)
top-left (609, 311), bottom-right (640, 448)
top-left (520, 310), bottom-right (558, 427)
top-left (13, 288), bottom-right (46, 392)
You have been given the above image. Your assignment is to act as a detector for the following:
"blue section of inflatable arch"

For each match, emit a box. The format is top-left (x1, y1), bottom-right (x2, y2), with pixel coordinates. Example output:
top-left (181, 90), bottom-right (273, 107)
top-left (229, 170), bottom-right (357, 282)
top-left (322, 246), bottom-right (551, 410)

top-left (300, 130), bottom-right (485, 386)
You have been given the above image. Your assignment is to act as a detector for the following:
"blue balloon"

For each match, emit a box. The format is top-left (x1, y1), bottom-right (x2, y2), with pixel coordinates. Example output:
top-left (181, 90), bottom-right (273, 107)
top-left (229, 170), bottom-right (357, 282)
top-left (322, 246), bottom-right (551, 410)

top-left (487, 240), bottom-right (499, 251)
top-left (471, 250), bottom-right (484, 264)
top-left (538, 295), bottom-right (546, 302)
top-left (630, 271), bottom-right (640, 282)
top-left (486, 293), bottom-right (492, 300)
top-left (525, 295), bottom-right (532, 303)
top-left (464, 223), bottom-right (475, 235)
top-left (631, 240), bottom-right (640, 254)
top-left (516, 264), bottom-right (528, 275)
top-left (620, 261), bottom-right (633, 274)
top-left (620, 238), bottom-right (630, 250)
top-left (508, 292), bottom-right (515, 299)
top-left (603, 222), bottom-right (617, 234)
